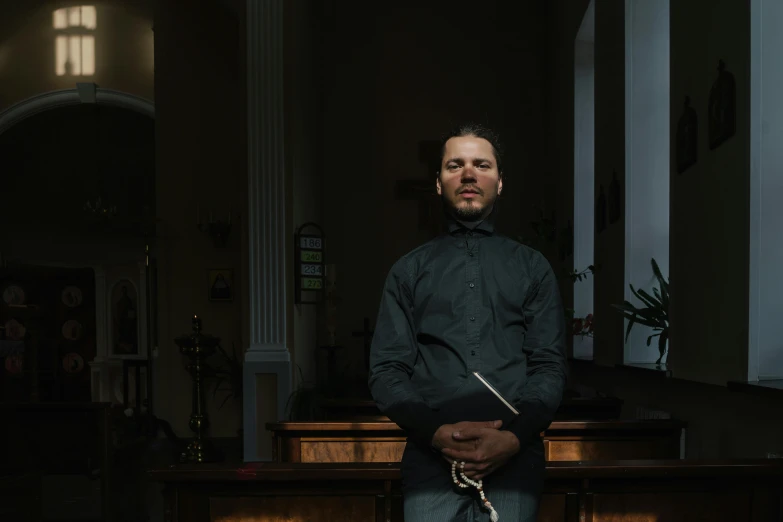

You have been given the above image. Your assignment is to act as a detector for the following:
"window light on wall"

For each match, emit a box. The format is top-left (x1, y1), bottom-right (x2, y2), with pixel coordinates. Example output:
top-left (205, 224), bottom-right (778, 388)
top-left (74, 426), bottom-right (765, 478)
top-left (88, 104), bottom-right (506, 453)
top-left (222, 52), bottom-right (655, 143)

top-left (53, 6), bottom-right (96, 76)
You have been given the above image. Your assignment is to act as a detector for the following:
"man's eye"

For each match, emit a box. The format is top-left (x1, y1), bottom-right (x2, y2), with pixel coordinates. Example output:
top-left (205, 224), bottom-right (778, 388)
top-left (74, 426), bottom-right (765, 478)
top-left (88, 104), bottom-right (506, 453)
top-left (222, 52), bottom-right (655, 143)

top-left (447, 164), bottom-right (459, 170)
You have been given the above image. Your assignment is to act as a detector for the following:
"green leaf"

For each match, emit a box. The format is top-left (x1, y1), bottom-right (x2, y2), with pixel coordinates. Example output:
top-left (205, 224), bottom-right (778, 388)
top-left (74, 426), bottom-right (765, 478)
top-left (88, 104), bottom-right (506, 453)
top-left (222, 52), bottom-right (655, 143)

top-left (630, 306), bottom-right (662, 319)
top-left (651, 257), bottom-right (666, 285)
top-left (633, 309), bottom-right (666, 328)
top-left (624, 316), bottom-right (635, 342)
top-left (658, 330), bottom-right (669, 358)
top-left (628, 287), bottom-right (666, 326)
top-left (612, 259), bottom-right (671, 350)
top-left (635, 288), bottom-right (663, 308)
top-left (651, 258), bottom-right (670, 298)
top-left (612, 301), bottom-right (645, 314)
top-left (614, 305), bottom-right (661, 324)
top-left (616, 311), bottom-right (660, 329)
top-left (629, 287), bottom-right (655, 309)
top-left (659, 280), bottom-right (669, 311)
top-left (630, 285), bottom-right (661, 309)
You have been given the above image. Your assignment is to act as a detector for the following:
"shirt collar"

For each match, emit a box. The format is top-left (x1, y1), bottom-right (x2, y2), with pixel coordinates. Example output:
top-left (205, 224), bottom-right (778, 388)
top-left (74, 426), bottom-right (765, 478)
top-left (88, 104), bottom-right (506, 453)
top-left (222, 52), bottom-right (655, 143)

top-left (445, 204), bottom-right (497, 236)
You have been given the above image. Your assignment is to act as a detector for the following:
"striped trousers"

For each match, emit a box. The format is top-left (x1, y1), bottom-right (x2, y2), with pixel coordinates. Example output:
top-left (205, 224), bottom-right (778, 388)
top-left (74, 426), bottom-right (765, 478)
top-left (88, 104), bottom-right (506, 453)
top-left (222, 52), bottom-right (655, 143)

top-left (400, 439), bottom-right (546, 522)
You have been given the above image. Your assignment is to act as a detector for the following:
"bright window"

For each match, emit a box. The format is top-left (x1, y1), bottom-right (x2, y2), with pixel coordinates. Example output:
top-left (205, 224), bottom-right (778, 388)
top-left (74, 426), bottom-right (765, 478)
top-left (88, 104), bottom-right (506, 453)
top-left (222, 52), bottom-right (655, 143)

top-left (749, 0), bottom-right (783, 380)
top-left (53, 6), bottom-right (96, 77)
top-left (573, 0), bottom-right (595, 359)
top-left (624, 0), bottom-right (670, 364)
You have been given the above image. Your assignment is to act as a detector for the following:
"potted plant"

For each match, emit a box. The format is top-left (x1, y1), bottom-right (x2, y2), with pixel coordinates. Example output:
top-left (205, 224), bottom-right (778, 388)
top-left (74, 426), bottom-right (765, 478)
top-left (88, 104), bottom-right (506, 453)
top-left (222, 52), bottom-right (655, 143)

top-left (286, 364), bottom-right (326, 421)
top-left (571, 313), bottom-right (594, 338)
top-left (109, 403), bottom-right (181, 521)
top-left (565, 264), bottom-right (595, 328)
top-left (201, 342), bottom-right (244, 453)
top-left (208, 342), bottom-right (243, 411)
top-left (520, 207), bottom-right (597, 341)
top-left (612, 258), bottom-right (669, 364)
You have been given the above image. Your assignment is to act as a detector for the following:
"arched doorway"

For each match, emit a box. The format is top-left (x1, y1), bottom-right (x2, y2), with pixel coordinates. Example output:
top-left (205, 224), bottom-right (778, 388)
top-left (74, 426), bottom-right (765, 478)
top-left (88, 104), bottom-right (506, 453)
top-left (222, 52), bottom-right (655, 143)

top-left (0, 86), bottom-right (156, 405)
top-left (0, 84), bottom-right (154, 136)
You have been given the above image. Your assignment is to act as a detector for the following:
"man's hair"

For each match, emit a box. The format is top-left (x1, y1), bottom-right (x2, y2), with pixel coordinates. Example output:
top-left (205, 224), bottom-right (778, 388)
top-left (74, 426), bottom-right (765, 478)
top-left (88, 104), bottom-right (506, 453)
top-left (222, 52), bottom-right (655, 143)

top-left (436, 122), bottom-right (504, 178)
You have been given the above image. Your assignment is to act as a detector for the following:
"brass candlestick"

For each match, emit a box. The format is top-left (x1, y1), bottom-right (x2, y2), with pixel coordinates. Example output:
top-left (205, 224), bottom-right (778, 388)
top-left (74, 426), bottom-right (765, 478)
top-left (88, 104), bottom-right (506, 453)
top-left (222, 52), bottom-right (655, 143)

top-left (174, 315), bottom-right (220, 463)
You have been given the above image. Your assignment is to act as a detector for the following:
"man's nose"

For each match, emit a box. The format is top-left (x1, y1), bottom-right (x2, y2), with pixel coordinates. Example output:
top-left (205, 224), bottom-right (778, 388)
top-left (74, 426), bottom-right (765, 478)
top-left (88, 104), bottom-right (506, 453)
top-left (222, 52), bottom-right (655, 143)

top-left (461, 166), bottom-right (477, 181)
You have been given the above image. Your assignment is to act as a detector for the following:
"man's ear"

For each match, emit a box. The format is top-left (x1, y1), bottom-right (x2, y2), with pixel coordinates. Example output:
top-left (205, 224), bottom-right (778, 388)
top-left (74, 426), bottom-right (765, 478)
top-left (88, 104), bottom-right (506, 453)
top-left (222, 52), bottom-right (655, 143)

top-left (436, 176), bottom-right (442, 195)
top-left (497, 176), bottom-right (503, 196)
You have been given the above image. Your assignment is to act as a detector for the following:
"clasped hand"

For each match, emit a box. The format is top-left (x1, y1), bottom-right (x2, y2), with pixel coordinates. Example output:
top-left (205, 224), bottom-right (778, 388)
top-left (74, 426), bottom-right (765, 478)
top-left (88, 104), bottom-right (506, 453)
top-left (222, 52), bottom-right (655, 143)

top-left (432, 420), bottom-right (520, 480)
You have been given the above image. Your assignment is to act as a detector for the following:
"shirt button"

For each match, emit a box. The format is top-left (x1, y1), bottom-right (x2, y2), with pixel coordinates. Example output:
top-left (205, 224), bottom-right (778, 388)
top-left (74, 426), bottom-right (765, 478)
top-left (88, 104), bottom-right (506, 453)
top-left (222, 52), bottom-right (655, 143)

top-left (469, 316), bottom-right (475, 321)
top-left (471, 350), bottom-right (476, 356)
top-left (469, 252), bottom-right (474, 257)
top-left (469, 283), bottom-right (475, 288)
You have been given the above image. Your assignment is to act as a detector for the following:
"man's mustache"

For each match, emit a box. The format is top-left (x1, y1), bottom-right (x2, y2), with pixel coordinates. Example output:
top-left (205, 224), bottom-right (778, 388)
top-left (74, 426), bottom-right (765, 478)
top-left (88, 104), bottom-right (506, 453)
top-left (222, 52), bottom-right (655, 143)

top-left (457, 186), bottom-right (483, 195)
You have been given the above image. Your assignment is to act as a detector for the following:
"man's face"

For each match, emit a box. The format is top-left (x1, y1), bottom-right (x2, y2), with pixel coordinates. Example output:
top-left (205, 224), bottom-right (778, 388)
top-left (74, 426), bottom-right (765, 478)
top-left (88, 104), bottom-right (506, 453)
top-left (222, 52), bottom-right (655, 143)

top-left (436, 136), bottom-right (503, 222)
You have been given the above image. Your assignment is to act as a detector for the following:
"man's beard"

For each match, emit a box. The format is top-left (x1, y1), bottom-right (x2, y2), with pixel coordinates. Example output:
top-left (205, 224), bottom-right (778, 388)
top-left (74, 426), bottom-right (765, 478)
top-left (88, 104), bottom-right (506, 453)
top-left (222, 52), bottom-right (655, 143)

top-left (441, 193), bottom-right (494, 222)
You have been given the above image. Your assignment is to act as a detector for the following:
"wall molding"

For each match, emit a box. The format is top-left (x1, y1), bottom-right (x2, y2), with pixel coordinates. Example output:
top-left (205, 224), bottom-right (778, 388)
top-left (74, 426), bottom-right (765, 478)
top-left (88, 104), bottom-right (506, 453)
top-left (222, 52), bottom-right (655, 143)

top-left (0, 83), bottom-right (155, 136)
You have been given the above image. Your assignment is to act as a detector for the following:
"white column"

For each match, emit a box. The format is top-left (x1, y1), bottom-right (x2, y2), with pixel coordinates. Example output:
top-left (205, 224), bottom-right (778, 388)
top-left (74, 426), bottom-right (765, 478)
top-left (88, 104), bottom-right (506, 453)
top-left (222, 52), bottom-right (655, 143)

top-left (243, 0), bottom-right (292, 462)
top-left (749, 0), bottom-right (783, 380)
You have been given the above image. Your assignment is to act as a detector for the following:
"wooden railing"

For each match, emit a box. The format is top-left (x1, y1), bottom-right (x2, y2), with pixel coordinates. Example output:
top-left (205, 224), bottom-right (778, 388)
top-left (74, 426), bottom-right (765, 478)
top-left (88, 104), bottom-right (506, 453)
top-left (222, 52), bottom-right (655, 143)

top-left (149, 459), bottom-right (783, 522)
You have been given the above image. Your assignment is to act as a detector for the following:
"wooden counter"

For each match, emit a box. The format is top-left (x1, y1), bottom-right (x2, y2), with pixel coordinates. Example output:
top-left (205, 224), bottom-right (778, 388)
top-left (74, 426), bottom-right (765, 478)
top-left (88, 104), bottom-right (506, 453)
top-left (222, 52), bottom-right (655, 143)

top-left (317, 395), bottom-right (625, 421)
top-left (149, 459), bottom-right (783, 522)
top-left (267, 419), bottom-right (685, 463)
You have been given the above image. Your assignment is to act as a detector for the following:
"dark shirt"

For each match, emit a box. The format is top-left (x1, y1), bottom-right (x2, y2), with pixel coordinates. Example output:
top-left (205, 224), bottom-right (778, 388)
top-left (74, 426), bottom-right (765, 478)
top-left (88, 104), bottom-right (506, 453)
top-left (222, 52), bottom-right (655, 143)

top-left (368, 207), bottom-right (568, 451)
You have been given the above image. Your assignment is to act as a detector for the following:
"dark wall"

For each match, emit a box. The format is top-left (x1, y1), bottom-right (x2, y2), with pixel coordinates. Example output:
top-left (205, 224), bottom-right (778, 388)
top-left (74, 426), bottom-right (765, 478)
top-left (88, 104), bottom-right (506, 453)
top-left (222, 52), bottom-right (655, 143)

top-left (153, 0), bottom-right (246, 434)
top-left (314, 0), bottom-right (552, 383)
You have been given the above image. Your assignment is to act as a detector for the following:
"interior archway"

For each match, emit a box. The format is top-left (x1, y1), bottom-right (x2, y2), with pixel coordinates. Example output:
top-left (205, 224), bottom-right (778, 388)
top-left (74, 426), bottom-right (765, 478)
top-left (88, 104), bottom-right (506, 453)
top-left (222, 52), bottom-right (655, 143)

top-left (0, 85), bottom-right (154, 137)
top-left (0, 92), bottom-right (155, 403)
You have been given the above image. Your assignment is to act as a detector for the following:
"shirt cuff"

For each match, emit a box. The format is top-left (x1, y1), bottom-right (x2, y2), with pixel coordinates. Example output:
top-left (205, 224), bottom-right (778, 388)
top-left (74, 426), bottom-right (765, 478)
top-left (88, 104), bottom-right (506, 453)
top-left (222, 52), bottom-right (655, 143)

top-left (384, 401), bottom-right (443, 450)
top-left (505, 402), bottom-right (547, 446)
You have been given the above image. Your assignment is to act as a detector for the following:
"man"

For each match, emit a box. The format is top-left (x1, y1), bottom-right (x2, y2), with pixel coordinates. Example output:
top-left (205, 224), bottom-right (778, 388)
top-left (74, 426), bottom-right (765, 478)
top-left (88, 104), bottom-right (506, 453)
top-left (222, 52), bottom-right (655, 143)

top-left (368, 123), bottom-right (568, 521)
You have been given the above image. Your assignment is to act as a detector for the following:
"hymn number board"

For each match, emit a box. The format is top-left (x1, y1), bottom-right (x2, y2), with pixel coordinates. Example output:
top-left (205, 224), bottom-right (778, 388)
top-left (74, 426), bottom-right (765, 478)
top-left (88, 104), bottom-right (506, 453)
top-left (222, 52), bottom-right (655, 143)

top-left (295, 223), bottom-right (325, 304)
top-left (300, 236), bottom-right (323, 288)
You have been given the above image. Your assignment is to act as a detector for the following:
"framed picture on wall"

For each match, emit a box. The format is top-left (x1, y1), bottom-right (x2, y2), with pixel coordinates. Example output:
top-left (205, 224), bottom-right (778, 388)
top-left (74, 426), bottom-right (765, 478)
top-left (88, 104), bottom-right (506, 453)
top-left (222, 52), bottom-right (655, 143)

top-left (207, 269), bottom-right (233, 302)
top-left (109, 278), bottom-right (141, 357)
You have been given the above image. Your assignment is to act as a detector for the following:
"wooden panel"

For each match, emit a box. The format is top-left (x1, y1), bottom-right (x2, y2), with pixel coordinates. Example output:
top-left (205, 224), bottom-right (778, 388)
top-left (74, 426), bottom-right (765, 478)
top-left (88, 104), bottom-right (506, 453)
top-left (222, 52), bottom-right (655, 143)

top-left (178, 488), bottom-right (210, 522)
top-left (300, 440), bottom-right (406, 463)
top-left (148, 459), bottom-right (783, 482)
top-left (278, 437), bottom-right (302, 462)
top-left (266, 420), bottom-right (686, 445)
top-left (150, 460), bottom-right (783, 522)
top-left (268, 422), bottom-right (403, 432)
top-left (149, 462), bottom-right (402, 482)
top-left (390, 493), bottom-right (403, 522)
top-left (547, 439), bottom-right (678, 461)
top-left (210, 496), bottom-right (376, 522)
top-left (205, 495), bottom-right (580, 522)
top-left (592, 491), bottom-right (752, 522)
top-left (317, 396), bottom-right (625, 421)
top-left (537, 493), bottom-right (568, 522)
top-left (269, 420), bottom-right (683, 463)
